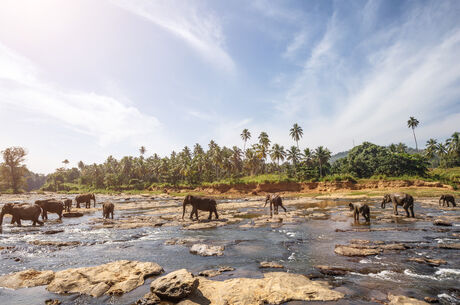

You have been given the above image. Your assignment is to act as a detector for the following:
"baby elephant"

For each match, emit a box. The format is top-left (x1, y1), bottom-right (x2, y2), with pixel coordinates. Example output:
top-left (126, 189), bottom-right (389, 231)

top-left (63, 199), bottom-right (72, 212)
top-left (439, 194), bottom-right (456, 207)
top-left (265, 194), bottom-right (287, 217)
top-left (102, 202), bottom-right (114, 219)
top-left (349, 203), bottom-right (370, 223)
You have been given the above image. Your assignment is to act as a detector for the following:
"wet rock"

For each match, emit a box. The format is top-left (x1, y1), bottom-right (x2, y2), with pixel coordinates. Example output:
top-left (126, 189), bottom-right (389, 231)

top-left (388, 293), bottom-right (429, 304)
top-left (150, 269), bottom-right (198, 301)
top-left (198, 266), bottom-right (234, 277)
top-left (190, 244), bottom-right (224, 256)
top-left (438, 243), bottom-right (460, 250)
top-left (28, 241), bottom-right (80, 247)
top-left (259, 261), bottom-right (284, 269)
top-left (132, 292), bottom-right (161, 305)
top-left (0, 269), bottom-right (55, 289)
top-left (164, 237), bottom-right (202, 246)
top-left (47, 260), bottom-right (164, 297)
top-left (315, 265), bottom-right (351, 276)
top-left (380, 243), bottom-right (407, 251)
top-left (424, 296), bottom-right (439, 303)
top-left (433, 219), bottom-right (453, 226)
top-left (43, 230), bottom-right (64, 235)
top-left (62, 212), bottom-right (83, 217)
top-left (334, 245), bottom-right (380, 256)
top-left (177, 272), bottom-right (344, 304)
top-left (45, 299), bottom-right (61, 305)
top-left (408, 257), bottom-right (447, 266)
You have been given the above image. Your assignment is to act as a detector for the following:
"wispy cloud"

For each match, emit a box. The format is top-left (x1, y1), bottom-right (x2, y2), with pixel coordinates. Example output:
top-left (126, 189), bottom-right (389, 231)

top-left (0, 43), bottom-right (161, 146)
top-left (112, 0), bottom-right (235, 73)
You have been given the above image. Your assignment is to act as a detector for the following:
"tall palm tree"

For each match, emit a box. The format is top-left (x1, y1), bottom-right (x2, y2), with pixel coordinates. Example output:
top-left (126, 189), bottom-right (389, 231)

top-left (270, 144), bottom-right (286, 169)
top-left (314, 146), bottom-right (331, 178)
top-left (258, 132), bottom-right (271, 148)
top-left (290, 123), bottom-right (303, 148)
top-left (139, 146), bottom-right (146, 157)
top-left (407, 117), bottom-right (420, 150)
top-left (286, 146), bottom-right (301, 169)
top-left (240, 129), bottom-right (251, 151)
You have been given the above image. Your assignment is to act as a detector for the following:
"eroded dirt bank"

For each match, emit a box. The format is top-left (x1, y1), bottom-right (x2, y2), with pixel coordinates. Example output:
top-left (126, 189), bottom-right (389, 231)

top-left (0, 193), bottom-right (458, 304)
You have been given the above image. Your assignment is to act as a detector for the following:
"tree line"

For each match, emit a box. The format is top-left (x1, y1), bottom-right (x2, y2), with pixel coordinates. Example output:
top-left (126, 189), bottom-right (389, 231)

top-left (1, 119), bottom-right (459, 193)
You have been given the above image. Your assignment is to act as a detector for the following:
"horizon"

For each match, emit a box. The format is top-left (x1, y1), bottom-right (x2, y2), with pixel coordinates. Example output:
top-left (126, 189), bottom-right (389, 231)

top-left (1, 0), bottom-right (459, 175)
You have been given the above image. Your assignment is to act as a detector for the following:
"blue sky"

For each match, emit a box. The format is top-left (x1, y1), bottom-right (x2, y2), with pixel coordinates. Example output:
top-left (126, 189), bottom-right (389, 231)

top-left (0, 0), bottom-right (459, 173)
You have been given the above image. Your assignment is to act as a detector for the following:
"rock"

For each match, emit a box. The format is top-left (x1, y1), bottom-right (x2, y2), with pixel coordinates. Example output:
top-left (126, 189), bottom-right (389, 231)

top-left (388, 293), bottom-right (429, 304)
top-left (45, 300), bottom-right (61, 305)
top-left (47, 260), bottom-right (163, 297)
top-left (43, 230), bottom-right (64, 235)
top-left (433, 219), bottom-right (452, 226)
top-left (408, 258), bottom-right (447, 266)
top-left (424, 296), bottom-right (439, 303)
top-left (164, 238), bottom-right (202, 246)
top-left (334, 245), bottom-right (380, 256)
top-left (62, 212), bottom-right (83, 217)
top-left (184, 222), bottom-right (219, 230)
top-left (438, 243), bottom-right (460, 250)
top-left (315, 265), bottom-right (351, 276)
top-left (198, 266), bottom-right (234, 278)
top-left (132, 292), bottom-right (161, 305)
top-left (29, 241), bottom-right (80, 247)
top-left (259, 261), bottom-right (284, 269)
top-left (0, 269), bottom-right (55, 289)
top-left (150, 269), bottom-right (198, 301)
top-left (380, 243), bottom-right (407, 251)
top-left (190, 244), bottom-right (224, 256)
top-left (177, 272), bottom-right (344, 305)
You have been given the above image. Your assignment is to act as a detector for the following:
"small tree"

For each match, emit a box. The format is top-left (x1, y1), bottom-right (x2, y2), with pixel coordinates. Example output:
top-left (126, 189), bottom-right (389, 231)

top-left (1, 147), bottom-right (27, 193)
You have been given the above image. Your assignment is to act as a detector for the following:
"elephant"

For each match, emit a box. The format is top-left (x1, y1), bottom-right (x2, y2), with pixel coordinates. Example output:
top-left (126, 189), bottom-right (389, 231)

top-left (439, 194), bottom-right (456, 207)
top-left (102, 202), bottom-right (114, 219)
top-left (63, 199), bottom-right (72, 212)
top-left (0, 203), bottom-right (44, 226)
top-left (35, 199), bottom-right (64, 220)
top-left (348, 203), bottom-right (370, 222)
top-left (264, 194), bottom-right (287, 217)
top-left (381, 193), bottom-right (415, 217)
top-left (182, 195), bottom-right (219, 220)
top-left (75, 193), bottom-right (96, 208)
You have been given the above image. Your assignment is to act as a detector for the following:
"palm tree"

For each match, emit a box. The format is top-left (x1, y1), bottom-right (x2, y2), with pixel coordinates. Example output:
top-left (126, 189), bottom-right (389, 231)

top-left (139, 146), bottom-right (146, 156)
top-left (258, 132), bottom-right (271, 148)
top-left (314, 146), bottom-right (331, 178)
top-left (240, 129), bottom-right (251, 151)
top-left (302, 148), bottom-right (313, 165)
top-left (286, 146), bottom-right (301, 169)
top-left (396, 142), bottom-right (408, 154)
top-left (425, 139), bottom-right (438, 159)
top-left (270, 144), bottom-right (286, 169)
top-left (407, 117), bottom-right (420, 150)
top-left (77, 161), bottom-right (85, 171)
top-left (62, 159), bottom-right (69, 169)
top-left (290, 123), bottom-right (303, 148)
top-left (447, 132), bottom-right (460, 154)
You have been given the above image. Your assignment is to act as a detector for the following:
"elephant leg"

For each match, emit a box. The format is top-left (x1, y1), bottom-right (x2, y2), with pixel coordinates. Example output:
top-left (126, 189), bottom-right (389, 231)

top-left (17, 218), bottom-right (22, 226)
top-left (195, 208), bottom-right (199, 220)
top-left (393, 202), bottom-right (398, 215)
top-left (190, 209), bottom-right (194, 220)
top-left (59, 212), bottom-right (62, 220)
top-left (281, 204), bottom-right (287, 213)
top-left (270, 202), bottom-right (273, 217)
top-left (214, 209), bottom-right (219, 219)
top-left (404, 206), bottom-right (410, 217)
top-left (208, 210), bottom-right (212, 220)
top-left (410, 206), bottom-right (415, 217)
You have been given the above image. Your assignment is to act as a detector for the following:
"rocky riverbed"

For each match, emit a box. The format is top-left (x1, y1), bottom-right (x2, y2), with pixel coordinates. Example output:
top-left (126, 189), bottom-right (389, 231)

top-left (0, 193), bottom-right (459, 304)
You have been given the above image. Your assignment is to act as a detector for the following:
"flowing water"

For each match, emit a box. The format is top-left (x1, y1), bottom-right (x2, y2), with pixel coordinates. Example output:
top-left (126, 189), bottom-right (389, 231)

top-left (0, 195), bottom-right (459, 304)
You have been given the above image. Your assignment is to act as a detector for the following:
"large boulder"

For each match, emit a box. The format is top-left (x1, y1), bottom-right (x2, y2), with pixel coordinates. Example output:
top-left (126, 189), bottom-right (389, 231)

top-left (47, 260), bottom-right (163, 297)
top-left (150, 269), bottom-right (198, 301)
top-left (0, 269), bottom-right (54, 289)
top-left (388, 293), bottom-right (429, 305)
top-left (178, 272), bottom-right (344, 305)
top-left (190, 244), bottom-right (224, 256)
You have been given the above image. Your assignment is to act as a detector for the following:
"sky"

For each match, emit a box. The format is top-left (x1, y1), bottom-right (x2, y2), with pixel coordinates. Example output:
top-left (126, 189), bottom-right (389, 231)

top-left (0, 0), bottom-right (459, 174)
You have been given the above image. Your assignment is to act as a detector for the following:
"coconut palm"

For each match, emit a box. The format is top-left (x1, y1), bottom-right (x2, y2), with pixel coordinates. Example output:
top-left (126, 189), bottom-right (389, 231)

top-left (258, 132), bottom-right (271, 148)
top-left (302, 148), bottom-right (313, 165)
top-left (270, 144), bottom-right (286, 169)
top-left (77, 161), bottom-right (85, 171)
top-left (425, 139), bottom-right (438, 159)
top-left (286, 146), bottom-right (301, 169)
top-left (407, 117), bottom-right (420, 150)
top-left (240, 129), bottom-right (251, 151)
top-left (290, 123), bottom-right (303, 148)
top-left (314, 146), bottom-right (331, 178)
top-left (396, 142), bottom-right (408, 154)
top-left (62, 159), bottom-right (69, 169)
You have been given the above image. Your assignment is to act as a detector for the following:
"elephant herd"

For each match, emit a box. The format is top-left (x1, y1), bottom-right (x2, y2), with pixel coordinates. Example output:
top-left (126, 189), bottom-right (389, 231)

top-left (0, 193), bottom-right (116, 227)
top-left (182, 193), bottom-right (457, 223)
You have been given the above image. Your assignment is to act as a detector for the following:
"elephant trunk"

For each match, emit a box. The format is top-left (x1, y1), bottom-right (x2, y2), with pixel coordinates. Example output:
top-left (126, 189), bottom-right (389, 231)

top-left (381, 201), bottom-right (385, 209)
top-left (182, 202), bottom-right (187, 219)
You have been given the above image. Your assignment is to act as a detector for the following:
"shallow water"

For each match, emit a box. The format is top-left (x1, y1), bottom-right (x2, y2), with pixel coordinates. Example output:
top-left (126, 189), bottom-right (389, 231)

top-left (0, 196), bottom-right (459, 305)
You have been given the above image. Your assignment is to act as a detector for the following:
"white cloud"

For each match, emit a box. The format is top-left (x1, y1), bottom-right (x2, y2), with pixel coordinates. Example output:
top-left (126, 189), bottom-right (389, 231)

top-left (0, 43), bottom-right (161, 147)
top-left (112, 0), bottom-right (235, 73)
